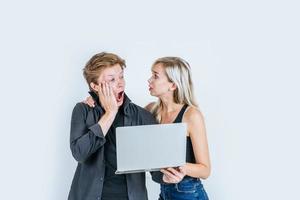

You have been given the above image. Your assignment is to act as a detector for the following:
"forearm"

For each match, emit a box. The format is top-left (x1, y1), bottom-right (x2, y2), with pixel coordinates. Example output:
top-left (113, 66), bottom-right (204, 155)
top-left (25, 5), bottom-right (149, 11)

top-left (185, 162), bottom-right (211, 179)
top-left (70, 102), bottom-right (118, 162)
top-left (71, 112), bottom-right (116, 162)
top-left (70, 129), bottom-right (105, 162)
top-left (98, 112), bottom-right (117, 136)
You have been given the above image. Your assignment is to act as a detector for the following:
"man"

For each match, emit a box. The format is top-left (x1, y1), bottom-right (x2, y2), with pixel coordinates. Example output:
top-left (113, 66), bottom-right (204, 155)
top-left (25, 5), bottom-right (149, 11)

top-left (68, 52), bottom-right (183, 200)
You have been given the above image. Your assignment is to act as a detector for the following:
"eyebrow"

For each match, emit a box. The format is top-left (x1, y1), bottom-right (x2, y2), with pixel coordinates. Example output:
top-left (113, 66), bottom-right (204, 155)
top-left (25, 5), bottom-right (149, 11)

top-left (107, 71), bottom-right (124, 77)
top-left (152, 70), bottom-right (159, 74)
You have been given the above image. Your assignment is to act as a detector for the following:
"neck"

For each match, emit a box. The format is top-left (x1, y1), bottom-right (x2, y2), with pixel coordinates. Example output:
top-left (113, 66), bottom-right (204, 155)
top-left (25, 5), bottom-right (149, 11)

top-left (159, 94), bottom-right (183, 113)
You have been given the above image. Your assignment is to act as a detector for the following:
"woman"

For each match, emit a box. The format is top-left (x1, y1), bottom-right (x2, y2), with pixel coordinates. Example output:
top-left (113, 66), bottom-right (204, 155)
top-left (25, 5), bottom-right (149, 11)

top-left (145, 57), bottom-right (210, 200)
top-left (85, 56), bottom-right (211, 200)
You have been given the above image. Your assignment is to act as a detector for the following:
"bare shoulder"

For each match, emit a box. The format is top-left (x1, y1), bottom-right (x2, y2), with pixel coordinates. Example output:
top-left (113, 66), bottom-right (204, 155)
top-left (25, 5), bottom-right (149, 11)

top-left (183, 106), bottom-right (206, 137)
top-left (144, 102), bottom-right (156, 112)
top-left (183, 106), bottom-right (205, 124)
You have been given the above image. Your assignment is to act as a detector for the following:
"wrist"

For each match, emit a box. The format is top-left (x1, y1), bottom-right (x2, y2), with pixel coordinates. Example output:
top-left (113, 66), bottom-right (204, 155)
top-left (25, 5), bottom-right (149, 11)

top-left (98, 112), bottom-right (117, 131)
top-left (105, 110), bottom-right (117, 118)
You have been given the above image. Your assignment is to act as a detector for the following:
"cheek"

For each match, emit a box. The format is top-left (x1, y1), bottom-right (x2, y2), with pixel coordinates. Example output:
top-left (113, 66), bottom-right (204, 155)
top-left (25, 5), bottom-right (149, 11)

top-left (120, 79), bottom-right (125, 86)
top-left (111, 84), bottom-right (118, 92)
top-left (152, 82), bottom-right (166, 93)
top-left (153, 80), bottom-right (165, 88)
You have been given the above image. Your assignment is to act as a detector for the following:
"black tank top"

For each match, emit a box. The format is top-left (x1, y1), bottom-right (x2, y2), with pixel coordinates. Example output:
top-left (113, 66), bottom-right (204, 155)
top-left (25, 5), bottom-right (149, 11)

top-left (173, 105), bottom-right (196, 163)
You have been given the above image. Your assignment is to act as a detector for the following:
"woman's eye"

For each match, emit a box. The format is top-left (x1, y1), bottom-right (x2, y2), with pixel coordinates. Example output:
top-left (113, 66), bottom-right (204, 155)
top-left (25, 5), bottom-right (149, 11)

top-left (110, 78), bottom-right (115, 82)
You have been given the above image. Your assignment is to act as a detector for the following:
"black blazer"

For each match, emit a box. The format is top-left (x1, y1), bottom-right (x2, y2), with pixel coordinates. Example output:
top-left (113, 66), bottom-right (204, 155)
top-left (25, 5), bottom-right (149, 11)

top-left (68, 92), bottom-right (163, 200)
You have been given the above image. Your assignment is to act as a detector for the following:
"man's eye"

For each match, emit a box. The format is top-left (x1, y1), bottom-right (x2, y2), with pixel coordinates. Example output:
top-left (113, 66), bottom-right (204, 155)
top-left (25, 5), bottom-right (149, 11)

top-left (110, 78), bottom-right (115, 82)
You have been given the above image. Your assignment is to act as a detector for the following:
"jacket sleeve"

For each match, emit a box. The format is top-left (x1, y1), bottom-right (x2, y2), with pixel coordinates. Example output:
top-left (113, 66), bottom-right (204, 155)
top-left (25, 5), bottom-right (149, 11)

top-left (70, 103), bottom-right (106, 163)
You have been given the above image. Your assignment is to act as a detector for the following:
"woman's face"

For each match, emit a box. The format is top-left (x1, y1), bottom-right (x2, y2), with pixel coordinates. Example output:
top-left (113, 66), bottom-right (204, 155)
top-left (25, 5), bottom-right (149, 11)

top-left (94, 64), bottom-right (125, 106)
top-left (148, 63), bottom-right (174, 97)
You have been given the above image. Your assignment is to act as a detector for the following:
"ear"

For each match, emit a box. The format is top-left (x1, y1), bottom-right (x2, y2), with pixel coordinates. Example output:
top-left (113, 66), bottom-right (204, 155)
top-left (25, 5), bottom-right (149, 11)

top-left (169, 82), bottom-right (177, 91)
top-left (90, 82), bottom-right (100, 92)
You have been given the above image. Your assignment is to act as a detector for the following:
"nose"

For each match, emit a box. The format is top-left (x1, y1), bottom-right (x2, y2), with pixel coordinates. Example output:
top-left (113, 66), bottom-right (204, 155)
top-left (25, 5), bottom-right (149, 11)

top-left (117, 78), bottom-right (125, 88)
top-left (148, 77), bottom-right (152, 84)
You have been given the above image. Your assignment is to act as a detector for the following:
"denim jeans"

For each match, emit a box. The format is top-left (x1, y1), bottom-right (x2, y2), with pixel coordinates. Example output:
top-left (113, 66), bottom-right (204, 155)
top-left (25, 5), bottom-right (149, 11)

top-left (158, 177), bottom-right (209, 200)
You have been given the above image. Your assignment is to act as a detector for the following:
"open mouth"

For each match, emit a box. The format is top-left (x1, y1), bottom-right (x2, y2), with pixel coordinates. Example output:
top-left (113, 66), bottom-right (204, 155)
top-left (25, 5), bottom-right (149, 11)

top-left (116, 91), bottom-right (124, 102)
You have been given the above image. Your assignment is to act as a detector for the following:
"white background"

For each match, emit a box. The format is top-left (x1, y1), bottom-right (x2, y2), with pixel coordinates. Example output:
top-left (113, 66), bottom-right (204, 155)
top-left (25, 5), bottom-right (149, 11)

top-left (0, 0), bottom-right (299, 199)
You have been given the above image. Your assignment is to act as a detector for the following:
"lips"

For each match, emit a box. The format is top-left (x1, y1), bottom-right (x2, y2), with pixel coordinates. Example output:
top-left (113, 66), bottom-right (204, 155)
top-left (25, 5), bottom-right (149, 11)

top-left (116, 91), bottom-right (124, 102)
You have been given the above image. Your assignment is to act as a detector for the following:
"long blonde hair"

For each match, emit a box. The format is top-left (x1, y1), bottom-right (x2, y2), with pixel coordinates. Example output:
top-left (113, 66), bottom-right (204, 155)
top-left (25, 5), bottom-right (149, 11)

top-left (150, 57), bottom-right (198, 122)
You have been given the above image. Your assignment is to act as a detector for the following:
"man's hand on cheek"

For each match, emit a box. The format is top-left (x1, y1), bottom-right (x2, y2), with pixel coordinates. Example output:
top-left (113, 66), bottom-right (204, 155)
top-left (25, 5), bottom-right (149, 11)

top-left (98, 82), bottom-right (118, 116)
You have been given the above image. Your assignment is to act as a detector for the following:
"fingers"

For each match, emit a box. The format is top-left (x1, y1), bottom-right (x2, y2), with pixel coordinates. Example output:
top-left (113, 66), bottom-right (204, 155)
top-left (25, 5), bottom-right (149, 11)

top-left (102, 82), bottom-right (108, 97)
top-left (101, 82), bottom-right (113, 99)
top-left (161, 168), bottom-right (183, 177)
top-left (97, 82), bottom-right (106, 108)
top-left (160, 169), bottom-right (175, 177)
top-left (85, 100), bottom-right (94, 107)
top-left (88, 102), bottom-right (95, 107)
top-left (167, 168), bottom-right (184, 179)
top-left (97, 82), bottom-right (103, 97)
top-left (160, 168), bottom-right (184, 183)
top-left (98, 82), bottom-right (109, 100)
top-left (160, 169), bottom-right (173, 183)
top-left (83, 96), bottom-right (95, 107)
top-left (98, 82), bottom-right (118, 111)
top-left (106, 82), bottom-right (111, 97)
top-left (108, 82), bottom-right (114, 97)
top-left (178, 166), bottom-right (187, 176)
top-left (87, 96), bottom-right (95, 107)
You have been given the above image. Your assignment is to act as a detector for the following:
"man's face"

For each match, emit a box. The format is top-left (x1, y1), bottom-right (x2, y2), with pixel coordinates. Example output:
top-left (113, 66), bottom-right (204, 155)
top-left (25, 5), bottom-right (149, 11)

top-left (94, 64), bottom-right (126, 107)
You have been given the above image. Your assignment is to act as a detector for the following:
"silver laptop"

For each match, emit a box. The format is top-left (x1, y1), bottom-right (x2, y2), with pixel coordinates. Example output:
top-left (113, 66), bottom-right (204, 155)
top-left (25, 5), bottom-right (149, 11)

top-left (115, 123), bottom-right (187, 174)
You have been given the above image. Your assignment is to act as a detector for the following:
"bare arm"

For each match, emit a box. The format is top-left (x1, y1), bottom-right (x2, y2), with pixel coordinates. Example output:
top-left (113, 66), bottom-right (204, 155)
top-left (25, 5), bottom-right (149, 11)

top-left (183, 107), bottom-right (211, 179)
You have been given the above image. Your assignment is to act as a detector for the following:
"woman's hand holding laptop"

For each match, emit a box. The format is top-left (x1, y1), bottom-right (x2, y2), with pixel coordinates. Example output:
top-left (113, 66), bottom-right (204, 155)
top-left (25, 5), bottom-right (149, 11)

top-left (161, 166), bottom-right (186, 183)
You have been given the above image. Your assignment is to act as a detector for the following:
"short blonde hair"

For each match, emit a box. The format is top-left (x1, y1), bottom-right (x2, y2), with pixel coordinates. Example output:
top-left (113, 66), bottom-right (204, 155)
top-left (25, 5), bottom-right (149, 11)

top-left (83, 52), bottom-right (126, 91)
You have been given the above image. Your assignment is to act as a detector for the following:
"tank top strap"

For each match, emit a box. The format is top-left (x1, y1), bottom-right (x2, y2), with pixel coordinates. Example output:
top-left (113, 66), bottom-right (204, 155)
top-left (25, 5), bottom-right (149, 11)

top-left (173, 104), bottom-right (189, 123)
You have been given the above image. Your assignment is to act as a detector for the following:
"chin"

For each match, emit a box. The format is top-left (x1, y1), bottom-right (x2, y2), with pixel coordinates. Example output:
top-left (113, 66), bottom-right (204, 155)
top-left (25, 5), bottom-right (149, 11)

top-left (117, 99), bottom-right (124, 107)
top-left (149, 91), bottom-right (155, 96)
top-left (150, 92), bottom-right (158, 97)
